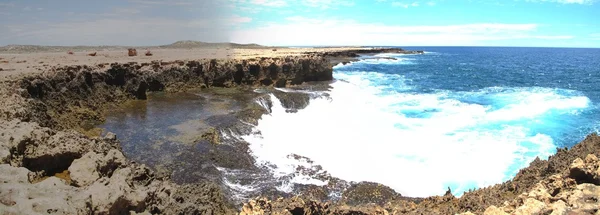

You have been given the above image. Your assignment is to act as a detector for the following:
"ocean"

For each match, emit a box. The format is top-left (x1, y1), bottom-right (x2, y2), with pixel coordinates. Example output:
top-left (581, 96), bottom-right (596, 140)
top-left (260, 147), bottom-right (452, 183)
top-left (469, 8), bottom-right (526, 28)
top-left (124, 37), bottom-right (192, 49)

top-left (242, 47), bottom-right (600, 197)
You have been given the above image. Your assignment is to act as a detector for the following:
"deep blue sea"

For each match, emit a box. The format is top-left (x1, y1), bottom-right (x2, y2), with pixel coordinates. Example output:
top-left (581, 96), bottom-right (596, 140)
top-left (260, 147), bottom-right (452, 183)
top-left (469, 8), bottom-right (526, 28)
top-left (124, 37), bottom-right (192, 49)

top-left (243, 47), bottom-right (600, 197)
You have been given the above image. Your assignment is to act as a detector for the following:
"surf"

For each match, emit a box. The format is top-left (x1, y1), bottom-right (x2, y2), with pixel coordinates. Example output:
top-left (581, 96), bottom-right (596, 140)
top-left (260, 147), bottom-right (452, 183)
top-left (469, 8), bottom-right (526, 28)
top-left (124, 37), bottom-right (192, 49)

top-left (242, 51), bottom-right (596, 197)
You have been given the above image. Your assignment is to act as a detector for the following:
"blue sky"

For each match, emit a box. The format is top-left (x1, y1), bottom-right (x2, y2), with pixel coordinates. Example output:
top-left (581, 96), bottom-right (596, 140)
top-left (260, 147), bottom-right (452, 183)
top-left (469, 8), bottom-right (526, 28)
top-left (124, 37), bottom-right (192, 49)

top-left (0, 0), bottom-right (598, 47)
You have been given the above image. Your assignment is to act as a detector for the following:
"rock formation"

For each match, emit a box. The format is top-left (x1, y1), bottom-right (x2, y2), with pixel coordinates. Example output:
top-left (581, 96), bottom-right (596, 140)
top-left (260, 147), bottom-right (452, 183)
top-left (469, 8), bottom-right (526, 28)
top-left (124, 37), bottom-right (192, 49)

top-left (128, 48), bottom-right (137, 56)
top-left (0, 53), bottom-right (339, 214)
top-left (238, 134), bottom-right (600, 215)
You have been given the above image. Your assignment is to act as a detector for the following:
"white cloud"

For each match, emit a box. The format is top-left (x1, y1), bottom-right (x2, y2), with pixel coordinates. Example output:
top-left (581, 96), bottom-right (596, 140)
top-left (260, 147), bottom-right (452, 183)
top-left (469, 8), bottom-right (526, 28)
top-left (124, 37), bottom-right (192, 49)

top-left (248, 0), bottom-right (288, 7)
top-left (230, 17), bottom-right (573, 46)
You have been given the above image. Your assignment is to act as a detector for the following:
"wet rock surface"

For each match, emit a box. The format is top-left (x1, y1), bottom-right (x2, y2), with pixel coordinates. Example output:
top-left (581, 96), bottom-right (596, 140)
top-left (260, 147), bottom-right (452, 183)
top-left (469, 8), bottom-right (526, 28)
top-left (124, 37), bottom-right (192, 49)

top-left (0, 53), bottom-right (339, 214)
top-left (241, 133), bottom-right (600, 215)
top-left (0, 120), bottom-right (223, 215)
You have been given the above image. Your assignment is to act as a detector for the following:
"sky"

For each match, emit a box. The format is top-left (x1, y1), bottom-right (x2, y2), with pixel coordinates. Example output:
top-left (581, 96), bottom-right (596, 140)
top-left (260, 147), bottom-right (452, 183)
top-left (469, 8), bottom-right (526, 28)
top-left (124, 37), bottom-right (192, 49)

top-left (0, 0), bottom-right (598, 47)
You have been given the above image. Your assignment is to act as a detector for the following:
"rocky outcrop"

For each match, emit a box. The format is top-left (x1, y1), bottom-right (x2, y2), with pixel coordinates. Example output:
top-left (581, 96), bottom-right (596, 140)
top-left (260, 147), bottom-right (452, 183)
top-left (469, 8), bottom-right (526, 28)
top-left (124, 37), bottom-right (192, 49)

top-left (2, 56), bottom-right (332, 131)
top-left (0, 53), bottom-right (354, 214)
top-left (460, 153), bottom-right (600, 215)
top-left (0, 120), bottom-right (234, 214)
top-left (239, 133), bottom-right (600, 215)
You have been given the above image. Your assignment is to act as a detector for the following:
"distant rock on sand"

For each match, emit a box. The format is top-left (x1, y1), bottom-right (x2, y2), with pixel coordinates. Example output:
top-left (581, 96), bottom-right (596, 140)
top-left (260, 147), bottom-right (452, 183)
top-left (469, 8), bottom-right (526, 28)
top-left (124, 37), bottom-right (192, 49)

top-left (128, 49), bottom-right (137, 56)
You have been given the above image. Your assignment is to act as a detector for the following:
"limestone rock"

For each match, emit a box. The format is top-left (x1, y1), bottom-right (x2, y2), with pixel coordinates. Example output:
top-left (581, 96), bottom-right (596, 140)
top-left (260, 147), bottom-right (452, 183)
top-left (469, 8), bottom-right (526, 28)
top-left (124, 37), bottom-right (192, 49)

top-left (483, 206), bottom-right (508, 215)
top-left (569, 154), bottom-right (600, 185)
top-left (84, 167), bottom-right (145, 214)
top-left (0, 120), bottom-right (92, 176)
top-left (0, 148), bottom-right (9, 164)
top-left (0, 164), bottom-right (85, 214)
top-left (549, 200), bottom-right (567, 215)
top-left (514, 198), bottom-right (546, 215)
top-left (104, 132), bottom-right (117, 141)
top-left (68, 152), bottom-right (102, 187)
top-left (201, 128), bottom-right (221, 145)
top-left (567, 184), bottom-right (600, 214)
top-left (342, 182), bottom-right (402, 206)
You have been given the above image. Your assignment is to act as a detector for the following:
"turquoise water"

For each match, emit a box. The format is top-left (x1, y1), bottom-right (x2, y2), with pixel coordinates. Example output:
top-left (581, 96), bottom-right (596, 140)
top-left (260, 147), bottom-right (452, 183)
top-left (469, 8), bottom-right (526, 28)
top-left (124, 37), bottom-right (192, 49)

top-left (244, 47), bottom-right (600, 197)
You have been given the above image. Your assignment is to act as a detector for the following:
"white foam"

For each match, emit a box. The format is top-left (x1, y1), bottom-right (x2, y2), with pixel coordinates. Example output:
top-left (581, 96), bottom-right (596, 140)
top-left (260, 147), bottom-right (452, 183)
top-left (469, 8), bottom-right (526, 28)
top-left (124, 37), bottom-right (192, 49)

top-left (360, 58), bottom-right (415, 65)
top-left (242, 71), bottom-right (591, 197)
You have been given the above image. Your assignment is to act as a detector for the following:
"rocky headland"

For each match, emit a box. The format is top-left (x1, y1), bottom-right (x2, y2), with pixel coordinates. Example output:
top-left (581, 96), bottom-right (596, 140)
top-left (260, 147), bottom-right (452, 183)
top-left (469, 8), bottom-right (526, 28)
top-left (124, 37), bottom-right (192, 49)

top-left (0, 45), bottom-right (599, 215)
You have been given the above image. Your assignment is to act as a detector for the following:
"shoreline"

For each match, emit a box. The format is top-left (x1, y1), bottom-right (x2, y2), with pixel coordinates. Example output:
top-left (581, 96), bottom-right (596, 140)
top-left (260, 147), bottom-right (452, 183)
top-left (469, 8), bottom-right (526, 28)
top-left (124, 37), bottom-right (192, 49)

top-left (1, 46), bottom-right (600, 214)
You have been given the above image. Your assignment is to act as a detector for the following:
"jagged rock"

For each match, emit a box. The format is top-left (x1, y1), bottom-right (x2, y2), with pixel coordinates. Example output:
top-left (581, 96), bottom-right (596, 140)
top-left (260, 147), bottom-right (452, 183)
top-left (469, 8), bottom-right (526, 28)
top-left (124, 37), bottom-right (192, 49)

top-left (84, 167), bottom-right (146, 214)
top-left (239, 199), bottom-right (265, 215)
top-left (11, 56), bottom-right (333, 130)
top-left (514, 198), bottom-right (546, 215)
top-left (569, 154), bottom-right (600, 185)
top-left (104, 132), bottom-right (117, 141)
top-left (272, 91), bottom-right (311, 113)
top-left (0, 120), bottom-right (92, 176)
top-left (201, 128), bottom-right (221, 145)
top-left (0, 164), bottom-right (85, 214)
top-left (483, 206), bottom-right (508, 215)
top-left (68, 149), bottom-right (126, 187)
top-left (567, 184), bottom-right (600, 214)
top-left (162, 182), bottom-right (236, 215)
top-left (342, 182), bottom-right (402, 206)
top-left (68, 152), bottom-right (102, 186)
top-left (549, 200), bottom-right (567, 215)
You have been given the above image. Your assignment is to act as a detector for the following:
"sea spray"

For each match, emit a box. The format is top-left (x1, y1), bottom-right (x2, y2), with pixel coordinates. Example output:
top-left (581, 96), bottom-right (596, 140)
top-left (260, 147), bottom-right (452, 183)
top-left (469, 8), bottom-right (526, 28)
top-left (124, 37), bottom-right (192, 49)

top-left (243, 51), bottom-right (596, 197)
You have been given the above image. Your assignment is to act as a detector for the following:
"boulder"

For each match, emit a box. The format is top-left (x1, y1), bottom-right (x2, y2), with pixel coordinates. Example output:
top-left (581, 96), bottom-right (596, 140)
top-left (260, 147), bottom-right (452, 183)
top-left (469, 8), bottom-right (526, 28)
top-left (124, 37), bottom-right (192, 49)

top-left (569, 154), bottom-right (600, 185)
top-left (84, 168), bottom-right (146, 214)
top-left (68, 152), bottom-right (102, 187)
top-left (128, 49), bottom-right (137, 56)
top-left (0, 164), bottom-right (85, 214)
top-left (69, 149), bottom-right (127, 187)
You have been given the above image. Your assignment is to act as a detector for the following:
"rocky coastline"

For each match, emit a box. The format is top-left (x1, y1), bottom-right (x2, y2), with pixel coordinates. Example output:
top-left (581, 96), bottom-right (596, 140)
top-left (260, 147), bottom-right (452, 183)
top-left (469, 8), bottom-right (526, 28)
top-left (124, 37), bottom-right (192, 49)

top-left (1, 47), bottom-right (600, 215)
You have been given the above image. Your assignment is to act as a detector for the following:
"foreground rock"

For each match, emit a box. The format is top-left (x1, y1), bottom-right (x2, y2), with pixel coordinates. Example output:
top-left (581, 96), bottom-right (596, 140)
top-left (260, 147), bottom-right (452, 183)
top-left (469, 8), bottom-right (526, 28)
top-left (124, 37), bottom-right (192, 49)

top-left (240, 134), bottom-right (600, 215)
top-left (0, 120), bottom-right (235, 214)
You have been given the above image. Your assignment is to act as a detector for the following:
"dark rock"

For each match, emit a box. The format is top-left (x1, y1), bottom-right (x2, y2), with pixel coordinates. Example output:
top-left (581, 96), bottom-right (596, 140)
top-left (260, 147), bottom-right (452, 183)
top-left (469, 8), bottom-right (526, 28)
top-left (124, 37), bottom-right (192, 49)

top-left (342, 182), bottom-right (402, 206)
top-left (272, 91), bottom-right (311, 112)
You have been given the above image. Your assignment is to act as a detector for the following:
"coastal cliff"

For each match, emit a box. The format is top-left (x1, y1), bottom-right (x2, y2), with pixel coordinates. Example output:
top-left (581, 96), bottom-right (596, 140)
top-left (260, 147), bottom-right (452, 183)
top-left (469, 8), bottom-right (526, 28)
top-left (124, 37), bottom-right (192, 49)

top-left (0, 49), bottom-right (373, 214)
top-left (3, 56), bottom-right (332, 130)
top-left (1, 47), bottom-right (600, 215)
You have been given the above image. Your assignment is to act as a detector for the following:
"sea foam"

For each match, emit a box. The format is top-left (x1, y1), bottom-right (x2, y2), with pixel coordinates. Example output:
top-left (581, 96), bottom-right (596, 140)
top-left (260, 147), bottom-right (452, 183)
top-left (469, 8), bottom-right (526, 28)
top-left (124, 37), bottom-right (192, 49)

top-left (242, 58), bottom-right (592, 197)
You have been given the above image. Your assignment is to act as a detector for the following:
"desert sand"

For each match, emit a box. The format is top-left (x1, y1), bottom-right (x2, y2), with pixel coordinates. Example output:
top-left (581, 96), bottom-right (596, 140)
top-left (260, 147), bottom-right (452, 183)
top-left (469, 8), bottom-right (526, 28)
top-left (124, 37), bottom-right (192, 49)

top-left (0, 47), bottom-right (371, 80)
